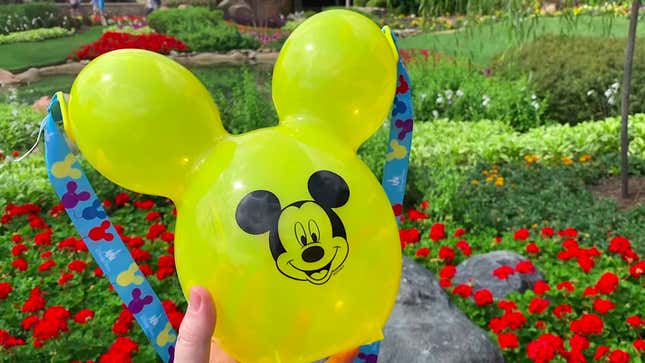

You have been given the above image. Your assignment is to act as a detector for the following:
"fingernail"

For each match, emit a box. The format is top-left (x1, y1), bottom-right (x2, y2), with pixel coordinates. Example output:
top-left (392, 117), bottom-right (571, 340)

top-left (188, 287), bottom-right (202, 313)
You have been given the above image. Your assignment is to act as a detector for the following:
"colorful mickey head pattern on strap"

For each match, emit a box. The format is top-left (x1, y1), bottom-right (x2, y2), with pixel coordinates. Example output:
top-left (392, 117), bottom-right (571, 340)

top-left (44, 93), bottom-right (176, 363)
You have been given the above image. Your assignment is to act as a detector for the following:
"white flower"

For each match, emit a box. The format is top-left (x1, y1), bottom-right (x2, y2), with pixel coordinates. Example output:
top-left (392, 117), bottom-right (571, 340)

top-left (482, 95), bottom-right (490, 107)
top-left (611, 81), bottom-right (620, 91)
top-left (531, 94), bottom-right (537, 100)
top-left (432, 110), bottom-right (439, 119)
top-left (456, 89), bottom-right (464, 97)
top-left (445, 89), bottom-right (453, 99)
top-left (531, 101), bottom-right (540, 110)
top-left (587, 90), bottom-right (595, 96)
top-left (420, 93), bottom-right (427, 99)
top-left (436, 94), bottom-right (444, 104)
top-left (608, 96), bottom-right (616, 106)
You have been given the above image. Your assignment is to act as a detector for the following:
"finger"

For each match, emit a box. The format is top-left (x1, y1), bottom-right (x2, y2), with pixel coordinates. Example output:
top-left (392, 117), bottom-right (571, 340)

top-left (174, 286), bottom-right (216, 363)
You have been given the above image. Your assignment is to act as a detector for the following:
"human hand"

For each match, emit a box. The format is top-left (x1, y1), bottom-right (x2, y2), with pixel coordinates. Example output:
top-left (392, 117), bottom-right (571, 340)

top-left (174, 286), bottom-right (358, 363)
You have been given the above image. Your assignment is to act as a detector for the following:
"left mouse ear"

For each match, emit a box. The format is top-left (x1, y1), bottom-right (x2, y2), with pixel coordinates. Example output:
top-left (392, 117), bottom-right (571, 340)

top-left (308, 170), bottom-right (349, 209)
top-left (272, 10), bottom-right (397, 152)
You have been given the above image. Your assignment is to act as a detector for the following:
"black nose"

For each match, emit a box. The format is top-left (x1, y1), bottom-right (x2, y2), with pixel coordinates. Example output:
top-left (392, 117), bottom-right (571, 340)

top-left (302, 245), bottom-right (324, 263)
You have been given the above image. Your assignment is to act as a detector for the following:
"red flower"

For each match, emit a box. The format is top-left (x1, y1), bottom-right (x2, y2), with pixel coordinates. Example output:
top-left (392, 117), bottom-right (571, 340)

top-left (526, 333), bottom-right (563, 363)
top-left (439, 278), bottom-right (452, 288)
top-left (452, 284), bottom-right (472, 298)
top-left (497, 300), bottom-right (517, 312)
top-left (12, 258), bottom-right (28, 271)
top-left (429, 223), bottom-right (446, 242)
top-left (608, 350), bottom-right (629, 363)
top-left (12, 150), bottom-right (20, 157)
top-left (134, 199), bottom-right (155, 210)
top-left (11, 243), bottom-right (27, 256)
top-left (570, 313), bottom-right (604, 335)
top-left (161, 231), bottom-right (175, 243)
top-left (22, 287), bottom-right (46, 312)
top-left (34, 230), bottom-right (52, 246)
top-left (594, 345), bottom-right (610, 360)
top-left (454, 228), bottom-right (466, 237)
top-left (38, 260), bottom-right (56, 272)
top-left (633, 339), bottom-right (645, 351)
top-left (103, 199), bottom-right (113, 208)
top-left (535, 320), bottom-right (546, 329)
top-left (21, 315), bottom-right (39, 330)
top-left (526, 243), bottom-right (540, 255)
top-left (577, 255), bottom-right (595, 272)
top-left (399, 228), bottom-right (420, 248)
top-left (494, 236), bottom-right (503, 244)
top-left (74, 309), bottom-right (95, 324)
top-left (40, 251), bottom-right (52, 259)
top-left (139, 264), bottom-right (153, 276)
top-left (595, 272), bottom-right (619, 294)
top-left (68, 260), bottom-right (87, 273)
top-left (0, 282), bottom-right (12, 299)
top-left (420, 200), bottom-right (429, 210)
top-left (415, 247), bottom-right (430, 258)
top-left (438, 246), bottom-right (455, 262)
top-left (392, 204), bottom-right (402, 216)
top-left (11, 234), bottom-right (23, 243)
top-left (145, 211), bottom-right (161, 221)
top-left (626, 315), bottom-right (644, 327)
top-left (497, 332), bottom-right (519, 350)
top-left (568, 334), bottom-right (589, 352)
top-left (406, 208), bottom-right (428, 221)
top-left (513, 228), bottom-right (530, 241)
top-left (556, 281), bottom-right (574, 293)
top-left (146, 223), bottom-right (167, 240)
top-left (608, 236), bottom-right (631, 254)
top-left (515, 260), bottom-right (535, 274)
top-left (132, 248), bottom-right (151, 262)
top-left (115, 192), bottom-right (130, 206)
top-left (583, 286), bottom-right (598, 297)
top-left (629, 260), bottom-right (644, 279)
top-left (533, 281), bottom-right (550, 295)
top-left (58, 273), bottom-right (74, 286)
top-left (540, 227), bottom-right (554, 238)
top-left (128, 236), bottom-right (145, 249)
top-left (474, 289), bottom-right (493, 306)
top-left (552, 304), bottom-right (573, 319)
top-left (492, 265), bottom-right (515, 280)
top-left (503, 311), bottom-right (527, 330)
top-left (528, 297), bottom-right (549, 314)
top-left (156, 267), bottom-right (175, 280)
top-left (455, 240), bottom-right (472, 256)
top-left (592, 298), bottom-right (615, 315)
top-left (558, 227), bottom-right (578, 238)
top-left (439, 265), bottom-right (456, 279)
top-left (163, 300), bottom-right (185, 331)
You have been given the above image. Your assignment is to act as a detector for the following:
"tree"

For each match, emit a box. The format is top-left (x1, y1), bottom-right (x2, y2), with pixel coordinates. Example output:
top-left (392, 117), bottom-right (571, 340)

top-left (620, 0), bottom-right (640, 198)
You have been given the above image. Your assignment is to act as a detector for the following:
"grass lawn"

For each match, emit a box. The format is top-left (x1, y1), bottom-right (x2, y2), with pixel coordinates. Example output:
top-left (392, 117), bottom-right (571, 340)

top-left (400, 15), bottom-right (645, 66)
top-left (0, 27), bottom-right (103, 72)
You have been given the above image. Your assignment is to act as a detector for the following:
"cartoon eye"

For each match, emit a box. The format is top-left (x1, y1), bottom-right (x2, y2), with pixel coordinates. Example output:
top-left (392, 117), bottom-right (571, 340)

top-left (308, 220), bottom-right (320, 243)
top-left (294, 222), bottom-right (307, 246)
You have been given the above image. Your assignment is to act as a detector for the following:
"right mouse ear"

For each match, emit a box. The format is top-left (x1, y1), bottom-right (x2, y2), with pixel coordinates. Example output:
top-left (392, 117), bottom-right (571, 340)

top-left (235, 190), bottom-right (281, 235)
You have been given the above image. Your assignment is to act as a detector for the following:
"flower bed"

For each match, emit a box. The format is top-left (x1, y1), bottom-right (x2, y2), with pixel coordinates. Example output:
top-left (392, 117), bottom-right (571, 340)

top-left (399, 204), bottom-right (644, 363)
top-left (69, 32), bottom-right (187, 61)
top-left (0, 27), bottom-right (74, 45)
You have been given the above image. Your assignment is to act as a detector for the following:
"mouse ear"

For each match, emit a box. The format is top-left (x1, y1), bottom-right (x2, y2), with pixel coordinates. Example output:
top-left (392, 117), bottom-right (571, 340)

top-left (64, 49), bottom-right (228, 200)
top-left (236, 190), bottom-right (282, 235)
top-left (308, 170), bottom-right (349, 209)
top-left (272, 10), bottom-right (398, 151)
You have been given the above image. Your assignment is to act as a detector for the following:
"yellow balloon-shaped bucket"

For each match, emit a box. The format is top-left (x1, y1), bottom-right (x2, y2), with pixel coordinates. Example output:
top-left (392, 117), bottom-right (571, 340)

top-left (63, 9), bottom-right (402, 363)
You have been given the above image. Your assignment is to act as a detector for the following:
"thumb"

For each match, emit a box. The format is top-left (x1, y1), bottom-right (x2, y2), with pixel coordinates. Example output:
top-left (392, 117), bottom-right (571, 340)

top-left (174, 286), bottom-right (216, 363)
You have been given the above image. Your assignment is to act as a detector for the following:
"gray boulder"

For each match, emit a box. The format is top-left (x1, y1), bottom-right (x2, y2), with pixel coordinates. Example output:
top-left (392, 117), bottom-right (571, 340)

top-left (378, 257), bottom-right (504, 363)
top-left (453, 251), bottom-right (544, 300)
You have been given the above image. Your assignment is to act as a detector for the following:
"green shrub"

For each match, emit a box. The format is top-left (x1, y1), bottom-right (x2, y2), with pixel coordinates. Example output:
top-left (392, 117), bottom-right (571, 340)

top-left (0, 2), bottom-right (61, 34)
top-left (0, 26), bottom-right (73, 45)
top-left (103, 25), bottom-right (154, 35)
top-left (163, 0), bottom-right (218, 9)
top-left (494, 35), bottom-right (645, 124)
top-left (0, 103), bottom-right (42, 153)
top-left (147, 7), bottom-right (259, 51)
top-left (409, 58), bottom-right (547, 131)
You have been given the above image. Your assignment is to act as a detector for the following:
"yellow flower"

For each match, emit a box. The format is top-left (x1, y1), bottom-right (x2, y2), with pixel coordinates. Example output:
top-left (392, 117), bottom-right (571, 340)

top-left (471, 179), bottom-right (479, 185)
top-left (531, 224), bottom-right (538, 229)
top-left (483, 170), bottom-right (489, 176)
top-left (573, 6), bottom-right (581, 16)
top-left (495, 176), bottom-right (504, 187)
top-left (486, 176), bottom-right (494, 183)
top-left (561, 156), bottom-right (574, 165)
top-left (524, 154), bottom-right (539, 164)
top-left (579, 154), bottom-right (592, 163)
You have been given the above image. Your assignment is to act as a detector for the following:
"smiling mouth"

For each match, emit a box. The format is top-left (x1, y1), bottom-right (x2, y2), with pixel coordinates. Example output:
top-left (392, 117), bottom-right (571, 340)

top-left (289, 247), bottom-right (339, 282)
